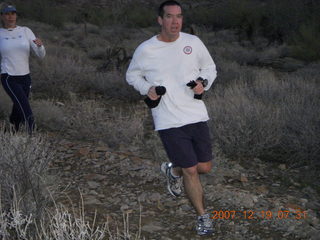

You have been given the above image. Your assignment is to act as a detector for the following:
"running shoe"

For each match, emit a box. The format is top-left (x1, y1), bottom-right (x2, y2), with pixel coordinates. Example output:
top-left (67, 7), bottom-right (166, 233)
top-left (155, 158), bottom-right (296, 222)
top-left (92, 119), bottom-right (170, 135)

top-left (196, 213), bottom-right (214, 236)
top-left (160, 162), bottom-right (183, 197)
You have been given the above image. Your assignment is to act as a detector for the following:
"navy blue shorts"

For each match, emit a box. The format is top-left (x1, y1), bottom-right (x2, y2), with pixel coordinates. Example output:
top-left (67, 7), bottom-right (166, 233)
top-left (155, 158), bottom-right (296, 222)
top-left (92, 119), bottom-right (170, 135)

top-left (158, 122), bottom-right (213, 168)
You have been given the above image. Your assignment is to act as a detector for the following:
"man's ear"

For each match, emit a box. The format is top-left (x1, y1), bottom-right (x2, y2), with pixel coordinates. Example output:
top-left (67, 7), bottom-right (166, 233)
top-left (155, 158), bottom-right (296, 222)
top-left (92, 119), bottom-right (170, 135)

top-left (157, 16), bottom-right (162, 26)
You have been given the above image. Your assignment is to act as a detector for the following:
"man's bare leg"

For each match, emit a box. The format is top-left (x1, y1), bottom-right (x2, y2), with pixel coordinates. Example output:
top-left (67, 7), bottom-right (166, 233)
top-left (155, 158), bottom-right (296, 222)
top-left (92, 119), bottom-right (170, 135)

top-left (182, 166), bottom-right (205, 215)
top-left (197, 161), bottom-right (212, 174)
top-left (172, 160), bottom-right (212, 176)
top-left (181, 161), bottom-right (212, 215)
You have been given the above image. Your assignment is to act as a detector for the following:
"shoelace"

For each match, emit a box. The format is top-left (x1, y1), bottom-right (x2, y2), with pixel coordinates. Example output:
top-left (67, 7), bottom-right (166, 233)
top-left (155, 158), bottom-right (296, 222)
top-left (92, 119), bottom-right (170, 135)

top-left (198, 214), bottom-right (212, 228)
top-left (169, 175), bottom-right (182, 189)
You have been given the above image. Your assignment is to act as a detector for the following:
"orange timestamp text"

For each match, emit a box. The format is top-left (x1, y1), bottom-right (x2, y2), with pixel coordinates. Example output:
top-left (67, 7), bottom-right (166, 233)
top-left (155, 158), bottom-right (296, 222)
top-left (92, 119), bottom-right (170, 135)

top-left (211, 210), bottom-right (307, 220)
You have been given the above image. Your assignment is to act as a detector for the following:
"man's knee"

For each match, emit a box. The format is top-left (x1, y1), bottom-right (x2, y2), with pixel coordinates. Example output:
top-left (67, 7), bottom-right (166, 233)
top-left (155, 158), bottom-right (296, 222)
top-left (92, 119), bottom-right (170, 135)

top-left (182, 165), bottom-right (198, 177)
top-left (197, 161), bottom-right (212, 174)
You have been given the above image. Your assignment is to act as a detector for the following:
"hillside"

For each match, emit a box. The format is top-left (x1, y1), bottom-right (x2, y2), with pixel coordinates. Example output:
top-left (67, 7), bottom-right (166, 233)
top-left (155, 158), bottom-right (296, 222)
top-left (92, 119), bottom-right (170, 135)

top-left (0, 0), bottom-right (319, 239)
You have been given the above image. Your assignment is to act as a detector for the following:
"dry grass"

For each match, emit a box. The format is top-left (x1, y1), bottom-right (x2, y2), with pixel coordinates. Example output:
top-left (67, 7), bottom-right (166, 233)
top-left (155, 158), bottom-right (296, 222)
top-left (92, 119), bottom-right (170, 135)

top-left (0, 129), bottom-right (55, 216)
top-left (32, 100), bottom-right (67, 132)
top-left (0, 88), bottom-right (11, 119)
top-left (1, 20), bottom-right (318, 168)
top-left (30, 44), bottom-right (95, 99)
top-left (0, 131), bottom-right (144, 239)
top-left (0, 191), bottom-right (144, 240)
top-left (207, 67), bottom-right (320, 169)
top-left (33, 96), bottom-right (148, 147)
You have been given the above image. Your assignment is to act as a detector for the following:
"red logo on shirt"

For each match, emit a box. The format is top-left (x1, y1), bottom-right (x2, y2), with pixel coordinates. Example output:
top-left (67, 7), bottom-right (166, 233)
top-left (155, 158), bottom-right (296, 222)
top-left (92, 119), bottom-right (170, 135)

top-left (183, 46), bottom-right (192, 55)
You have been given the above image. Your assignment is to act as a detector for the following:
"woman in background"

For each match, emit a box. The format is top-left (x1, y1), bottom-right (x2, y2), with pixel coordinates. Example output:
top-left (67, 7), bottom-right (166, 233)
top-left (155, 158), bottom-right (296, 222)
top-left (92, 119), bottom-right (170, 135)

top-left (0, 4), bottom-right (45, 134)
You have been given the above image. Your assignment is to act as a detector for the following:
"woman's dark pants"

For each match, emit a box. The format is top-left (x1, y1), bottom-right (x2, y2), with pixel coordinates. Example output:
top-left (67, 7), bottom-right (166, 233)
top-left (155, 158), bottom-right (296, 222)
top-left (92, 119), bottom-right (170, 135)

top-left (1, 73), bottom-right (34, 133)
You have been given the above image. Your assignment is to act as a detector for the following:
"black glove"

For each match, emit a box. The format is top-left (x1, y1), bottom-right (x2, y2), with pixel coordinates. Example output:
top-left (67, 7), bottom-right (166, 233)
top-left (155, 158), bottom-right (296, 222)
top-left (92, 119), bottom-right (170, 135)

top-left (144, 86), bottom-right (166, 108)
top-left (186, 77), bottom-right (208, 99)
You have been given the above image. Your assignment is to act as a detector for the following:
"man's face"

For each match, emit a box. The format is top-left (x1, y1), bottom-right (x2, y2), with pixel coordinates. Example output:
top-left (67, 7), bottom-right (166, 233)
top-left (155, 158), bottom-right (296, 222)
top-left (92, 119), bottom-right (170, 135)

top-left (158, 5), bottom-right (183, 41)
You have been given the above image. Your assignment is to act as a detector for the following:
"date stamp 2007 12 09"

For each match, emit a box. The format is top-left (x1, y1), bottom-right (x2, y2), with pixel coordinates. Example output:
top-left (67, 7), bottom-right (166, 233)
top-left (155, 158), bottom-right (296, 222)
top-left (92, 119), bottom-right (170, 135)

top-left (211, 210), bottom-right (308, 220)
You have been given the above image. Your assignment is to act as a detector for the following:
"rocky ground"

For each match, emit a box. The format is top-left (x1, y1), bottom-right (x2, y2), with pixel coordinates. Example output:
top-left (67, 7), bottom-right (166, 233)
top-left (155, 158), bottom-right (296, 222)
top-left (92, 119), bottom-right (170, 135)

top-left (47, 136), bottom-right (320, 240)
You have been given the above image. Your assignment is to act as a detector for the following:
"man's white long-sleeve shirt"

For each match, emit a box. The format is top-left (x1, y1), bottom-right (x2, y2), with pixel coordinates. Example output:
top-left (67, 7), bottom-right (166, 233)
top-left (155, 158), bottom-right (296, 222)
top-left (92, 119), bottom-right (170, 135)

top-left (126, 32), bottom-right (217, 131)
top-left (0, 26), bottom-right (46, 76)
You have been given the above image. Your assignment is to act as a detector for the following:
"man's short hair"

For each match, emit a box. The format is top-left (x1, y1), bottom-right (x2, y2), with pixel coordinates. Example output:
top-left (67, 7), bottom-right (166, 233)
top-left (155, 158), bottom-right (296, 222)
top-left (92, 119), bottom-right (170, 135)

top-left (158, 0), bottom-right (182, 18)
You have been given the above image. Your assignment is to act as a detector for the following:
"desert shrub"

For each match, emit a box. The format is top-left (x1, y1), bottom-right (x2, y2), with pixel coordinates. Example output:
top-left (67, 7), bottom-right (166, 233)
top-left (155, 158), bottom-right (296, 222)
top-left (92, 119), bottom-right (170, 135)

top-left (208, 68), bottom-right (320, 168)
top-left (73, 6), bottom-right (113, 27)
top-left (278, 73), bottom-right (320, 167)
top-left (66, 1), bottom-right (155, 28)
top-left (30, 45), bottom-right (94, 99)
top-left (91, 46), bottom-right (132, 73)
top-left (47, 98), bottom-right (148, 147)
top-left (293, 62), bottom-right (320, 80)
top-left (12, 0), bottom-right (320, 51)
top-left (30, 40), bottom-right (136, 100)
top-left (187, 0), bottom-right (320, 48)
top-left (214, 43), bottom-right (258, 66)
top-left (212, 57), bottom-right (261, 87)
top-left (121, 3), bottom-right (155, 28)
top-left (0, 88), bottom-right (11, 121)
top-left (0, 195), bottom-right (144, 240)
top-left (83, 71), bottom-right (141, 101)
top-left (0, 130), bottom-right (55, 219)
top-left (88, 47), bottom-right (107, 61)
top-left (186, 0), bottom-right (265, 39)
top-left (34, 34), bottom-right (137, 98)
top-left (16, 0), bottom-right (67, 28)
top-left (32, 100), bottom-right (67, 132)
top-left (208, 70), bottom-right (283, 159)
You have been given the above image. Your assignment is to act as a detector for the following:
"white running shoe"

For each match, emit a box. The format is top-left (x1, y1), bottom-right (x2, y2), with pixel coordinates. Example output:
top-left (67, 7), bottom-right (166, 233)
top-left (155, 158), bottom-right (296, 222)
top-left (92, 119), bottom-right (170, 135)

top-left (160, 162), bottom-right (183, 197)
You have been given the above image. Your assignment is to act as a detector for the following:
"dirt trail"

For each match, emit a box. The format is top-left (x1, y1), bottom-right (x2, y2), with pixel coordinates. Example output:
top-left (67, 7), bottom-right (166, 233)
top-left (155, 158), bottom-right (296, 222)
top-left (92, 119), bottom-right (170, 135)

top-left (48, 137), bottom-right (320, 239)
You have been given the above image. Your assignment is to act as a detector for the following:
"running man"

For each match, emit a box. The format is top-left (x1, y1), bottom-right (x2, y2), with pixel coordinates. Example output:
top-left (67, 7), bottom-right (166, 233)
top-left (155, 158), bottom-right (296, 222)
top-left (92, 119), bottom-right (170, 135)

top-left (126, 0), bottom-right (217, 236)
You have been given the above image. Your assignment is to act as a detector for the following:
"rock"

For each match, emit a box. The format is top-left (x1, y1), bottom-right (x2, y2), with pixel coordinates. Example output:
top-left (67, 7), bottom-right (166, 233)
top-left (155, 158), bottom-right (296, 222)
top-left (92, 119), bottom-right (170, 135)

top-left (120, 204), bottom-right (129, 211)
top-left (256, 185), bottom-right (269, 194)
top-left (87, 181), bottom-right (100, 189)
top-left (84, 195), bottom-right (102, 205)
top-left (284, 203), bottom-right (304, 211)
top-left (78, 147), bottom-right (90, 156)
top-left (288, 225), bottom-right (295, 232)
top-left (49, 133), bottom-right (320, 239)
top-left (142, 222), bottom-right (163, 233)
top-left (299, 198), bottom-right (308, 206)
top-left (55, 101), bottom-right (65, 106)
top-left (240, 173), bottom-right (248, 182)
top-left (89, 190), bottom-right (98, 195)
top-left (180, 204), bottom-right (192, 211)
top-left (310, 229), bottom-right (320, 240)
top-left (63, 165), bottom-right (72, 171)
top-left (149, 192), bottom-right (161, 202)
top-left (306, 201), bottom-right (320, 210)
top-left (278, 164), bottom-right (286, 170)
top-left (95, 146), bottom-right (109, 152)
top-left (138, 193), bottom-right (147, 202)
top-left (255, 57), bottom-right (305, 72)
top-left (84, 173), bottom-right (106, 181)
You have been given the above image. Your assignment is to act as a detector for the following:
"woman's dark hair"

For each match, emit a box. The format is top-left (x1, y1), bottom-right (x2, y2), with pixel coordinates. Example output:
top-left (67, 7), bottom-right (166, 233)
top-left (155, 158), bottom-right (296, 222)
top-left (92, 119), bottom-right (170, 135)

top-left (158, 0), bottom-right (182, 17)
